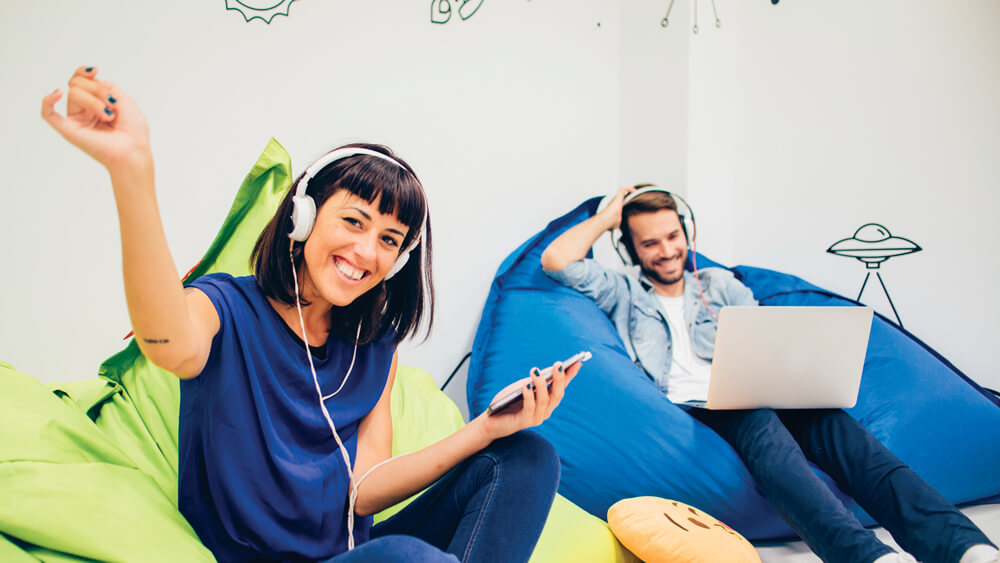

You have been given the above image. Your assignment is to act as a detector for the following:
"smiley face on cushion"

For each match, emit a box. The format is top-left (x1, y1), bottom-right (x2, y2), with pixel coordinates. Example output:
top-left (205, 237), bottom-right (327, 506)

top-left (608, 497), bottom-right (760, 563)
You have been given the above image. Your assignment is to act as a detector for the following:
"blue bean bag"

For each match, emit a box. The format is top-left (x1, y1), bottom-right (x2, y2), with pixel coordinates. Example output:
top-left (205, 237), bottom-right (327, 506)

top-left (467, 197), bottom-right (1000, 541)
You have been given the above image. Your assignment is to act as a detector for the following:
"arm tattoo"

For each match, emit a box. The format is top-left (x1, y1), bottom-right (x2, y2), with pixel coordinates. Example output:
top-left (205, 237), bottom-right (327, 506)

top-left (142, 288), bottom-right (196, 344)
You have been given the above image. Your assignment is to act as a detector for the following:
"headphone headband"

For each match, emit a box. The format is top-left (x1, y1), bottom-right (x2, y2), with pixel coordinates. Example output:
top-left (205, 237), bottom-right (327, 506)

top-left (604, 185), bottom-right (697, 267)
top-left (621, 186), bottom-right (693, 218)
top-left (295, 147), bottom-right (411, 201)
top-left (288, 146), bottom-right (427, 281)
top-left (607, 186), bottom-right (719, 319)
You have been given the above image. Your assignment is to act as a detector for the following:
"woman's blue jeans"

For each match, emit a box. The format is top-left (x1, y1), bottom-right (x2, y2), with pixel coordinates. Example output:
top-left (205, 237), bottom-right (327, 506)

top-left (684, 407), bottom-right (993, 563)
top-left (326, 430), bottom-right (560, 563)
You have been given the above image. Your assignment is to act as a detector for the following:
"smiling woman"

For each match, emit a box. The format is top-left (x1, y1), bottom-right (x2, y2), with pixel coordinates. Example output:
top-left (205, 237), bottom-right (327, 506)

top-left (39, 66), bottom-right (583, 563)
top-left (251, 143), bottom-right (432, 347)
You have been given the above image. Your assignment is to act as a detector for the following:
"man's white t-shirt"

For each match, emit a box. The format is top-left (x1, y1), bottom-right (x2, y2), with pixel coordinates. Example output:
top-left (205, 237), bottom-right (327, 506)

top-left (657, 295), bottom-right (712, 404)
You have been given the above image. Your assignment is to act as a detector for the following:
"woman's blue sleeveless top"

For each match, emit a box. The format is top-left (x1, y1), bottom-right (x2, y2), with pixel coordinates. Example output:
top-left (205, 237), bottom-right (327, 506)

top-left (178, 274), bottom-right (394, 561)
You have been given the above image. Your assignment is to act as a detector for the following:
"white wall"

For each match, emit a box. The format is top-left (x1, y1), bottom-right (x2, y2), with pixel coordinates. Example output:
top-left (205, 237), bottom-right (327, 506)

top-left (618, 1), bottom-right (689, 191)
top-left (0, 1), bottom-right (620, 415)
top-left (2, 0), bottom-right (998, 413)
top-left (686, 0), bottom-right (1000, 390)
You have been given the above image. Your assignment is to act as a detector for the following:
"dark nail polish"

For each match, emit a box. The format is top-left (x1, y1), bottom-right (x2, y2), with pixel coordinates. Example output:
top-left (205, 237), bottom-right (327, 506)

top-left (85, 67), bottom-right (93, 72)
top-left (107, 95), bottom-right (117, 104)
top-left (104, 107), bottom-right (113, 116)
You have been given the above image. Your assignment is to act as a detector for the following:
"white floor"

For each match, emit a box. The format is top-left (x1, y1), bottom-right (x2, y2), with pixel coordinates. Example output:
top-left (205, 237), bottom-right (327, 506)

top-left (755, 504), bottom-right (1000, 562)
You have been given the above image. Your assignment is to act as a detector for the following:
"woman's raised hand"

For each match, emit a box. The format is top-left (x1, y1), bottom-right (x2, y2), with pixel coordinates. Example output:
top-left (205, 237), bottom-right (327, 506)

top-left (474, 359), bottom-right (582, 442)
top-left (41, 67), bottom-right (151, 173)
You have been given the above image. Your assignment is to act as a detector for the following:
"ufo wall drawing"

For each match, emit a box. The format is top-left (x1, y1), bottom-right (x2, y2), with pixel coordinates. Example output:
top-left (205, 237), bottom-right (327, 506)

top-left (827, 223), bottom-right (922, 328)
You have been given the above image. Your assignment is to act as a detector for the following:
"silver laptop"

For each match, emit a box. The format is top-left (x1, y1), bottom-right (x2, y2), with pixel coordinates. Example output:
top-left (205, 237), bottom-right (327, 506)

top-left (704, 306), bottom-right (874, 410)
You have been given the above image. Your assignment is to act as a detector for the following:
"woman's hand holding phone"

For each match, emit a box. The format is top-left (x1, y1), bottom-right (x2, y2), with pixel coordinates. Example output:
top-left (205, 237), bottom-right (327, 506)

top-left (470, 352), bottom-right (589, 443)
top-left (486, 351), bottom-right (591, 415)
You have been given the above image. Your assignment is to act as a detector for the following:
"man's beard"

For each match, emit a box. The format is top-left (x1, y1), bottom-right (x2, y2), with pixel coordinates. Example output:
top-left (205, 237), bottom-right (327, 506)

top-left (639, 253), bottom-right (686, 287)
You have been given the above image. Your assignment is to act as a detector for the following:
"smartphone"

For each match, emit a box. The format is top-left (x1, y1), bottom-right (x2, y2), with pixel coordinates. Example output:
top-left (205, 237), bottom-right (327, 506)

top-left (487, 351), bottom-right (592, 415)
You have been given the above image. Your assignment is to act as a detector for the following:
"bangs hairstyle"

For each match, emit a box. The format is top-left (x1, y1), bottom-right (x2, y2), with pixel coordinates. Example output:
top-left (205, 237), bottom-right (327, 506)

top-left (620, 184), bottom-right (683, 260)
top-left (251, 143), bottom-right (433, 345)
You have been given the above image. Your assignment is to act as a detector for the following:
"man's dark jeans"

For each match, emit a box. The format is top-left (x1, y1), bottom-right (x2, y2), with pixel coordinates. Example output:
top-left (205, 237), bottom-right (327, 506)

top-left (684, 407), bottom-right (993, 563)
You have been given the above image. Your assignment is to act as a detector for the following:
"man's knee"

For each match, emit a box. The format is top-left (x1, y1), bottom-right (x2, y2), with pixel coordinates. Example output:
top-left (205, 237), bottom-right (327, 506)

top-left (796, 409), bottom-right (904, 476)
top-left (732, 408), bottom-right (788, 450)
top-left (804, 409), bottom-right (886, 452)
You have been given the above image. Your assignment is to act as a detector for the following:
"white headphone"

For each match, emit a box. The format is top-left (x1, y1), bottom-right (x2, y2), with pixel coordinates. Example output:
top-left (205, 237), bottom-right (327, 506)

top-left (603, 185), bottom-right (720, 319)
top-left (601, 186), bottom-right (697, 267)
top-left (288, 147), bottom-right (426, 280)
top-left (287, 147), bottom-right (428, 550)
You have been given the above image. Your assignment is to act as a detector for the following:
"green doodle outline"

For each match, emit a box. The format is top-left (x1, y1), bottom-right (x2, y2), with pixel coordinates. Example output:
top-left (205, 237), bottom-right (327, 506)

top-left (225, 0), bottom-right (297, 24)
top-left (458, 0), bottom-right (484, 20)
top-left (430, 0), bottom-right (485, 24)
top-left (431, 0), bottom-right (452, 24)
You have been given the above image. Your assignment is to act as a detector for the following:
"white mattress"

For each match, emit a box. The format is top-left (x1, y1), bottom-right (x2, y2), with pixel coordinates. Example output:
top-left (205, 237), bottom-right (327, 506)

top-left (755, 503), bottom-right (1000, 562)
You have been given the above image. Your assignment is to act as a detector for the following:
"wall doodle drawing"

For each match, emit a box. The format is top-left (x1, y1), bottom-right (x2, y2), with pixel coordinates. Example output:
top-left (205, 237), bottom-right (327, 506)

top-left (827, 223), bottom-right (921, 327)
top-left (660, 0), bottom-right (778, 33)
top-left (661, 0), bottom-right (721, 33)
top-left (226, 0), bottom-right (296, 24)
top-left (431, 0), bottom-right (485, 24)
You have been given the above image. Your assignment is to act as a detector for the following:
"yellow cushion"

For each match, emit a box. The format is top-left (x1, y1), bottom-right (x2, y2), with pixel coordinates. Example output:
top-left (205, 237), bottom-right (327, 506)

top-left (608, 497), bottom-right (760, 563)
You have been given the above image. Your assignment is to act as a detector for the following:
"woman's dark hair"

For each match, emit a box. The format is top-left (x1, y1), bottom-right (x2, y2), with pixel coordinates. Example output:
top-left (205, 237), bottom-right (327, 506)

top-left (251, 143), bottom-right (433, 345)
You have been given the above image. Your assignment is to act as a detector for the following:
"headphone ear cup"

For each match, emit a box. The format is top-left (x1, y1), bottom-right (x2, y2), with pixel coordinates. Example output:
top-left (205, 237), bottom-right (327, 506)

top-left (674, 213), bottom-right (691, 248)
top-left (289, 194), bottom-right (317, 242)
top-left (385, 237), bottom-right (422, 280)
top-left (625, 243), bottom-right (639, 265)
top-left (616, 234), bottom-right (637, 267)
top-left (384, 249), bottom-right (410, 280)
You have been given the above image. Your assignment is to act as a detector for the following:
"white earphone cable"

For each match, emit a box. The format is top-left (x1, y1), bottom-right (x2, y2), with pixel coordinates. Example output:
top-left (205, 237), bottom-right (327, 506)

top-left (288, 242), bottom-right (418, 551)
top-left (323, 338), bottom-right (359, 401)
top-left (289, 241), bottom-right (362, 549)
top-left (284, 156), bottom-right (430, 549)
top-left (345, 449), bottom-right (417, 548)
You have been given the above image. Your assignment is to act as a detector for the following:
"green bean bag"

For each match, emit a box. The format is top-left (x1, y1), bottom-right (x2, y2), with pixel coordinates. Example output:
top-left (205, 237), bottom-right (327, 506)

top-left (0, 140), bottom-right (635, 563)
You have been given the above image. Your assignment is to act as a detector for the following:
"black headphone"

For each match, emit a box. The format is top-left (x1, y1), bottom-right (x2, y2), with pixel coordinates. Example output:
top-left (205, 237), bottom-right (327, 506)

top-left (603, 186), bottom-right (697, 267)
top-left (288, 147), bottom-right (426, 280)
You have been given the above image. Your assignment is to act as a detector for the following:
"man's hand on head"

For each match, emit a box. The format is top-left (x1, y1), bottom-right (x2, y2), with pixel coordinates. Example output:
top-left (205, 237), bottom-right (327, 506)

top-left (541, 186), bottom-right (635, 272)
top-left (597, 186), bottom-right (637, 231)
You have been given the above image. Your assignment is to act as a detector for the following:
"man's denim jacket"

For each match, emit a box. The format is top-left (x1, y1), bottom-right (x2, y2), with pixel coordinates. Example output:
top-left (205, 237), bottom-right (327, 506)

top-left (544, 259), bottom-right (757, 393)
